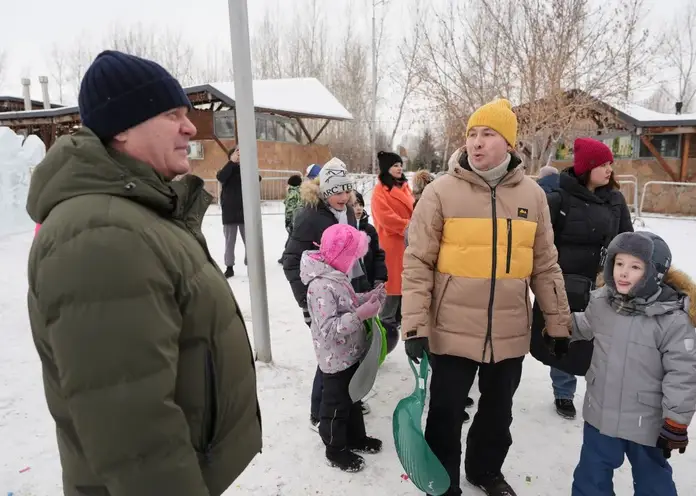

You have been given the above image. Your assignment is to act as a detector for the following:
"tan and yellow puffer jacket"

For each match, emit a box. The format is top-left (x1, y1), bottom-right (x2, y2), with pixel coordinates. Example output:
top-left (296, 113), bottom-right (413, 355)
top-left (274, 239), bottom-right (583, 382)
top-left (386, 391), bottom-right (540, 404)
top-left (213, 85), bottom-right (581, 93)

top-left (402, 148), bottom-right (571, 363)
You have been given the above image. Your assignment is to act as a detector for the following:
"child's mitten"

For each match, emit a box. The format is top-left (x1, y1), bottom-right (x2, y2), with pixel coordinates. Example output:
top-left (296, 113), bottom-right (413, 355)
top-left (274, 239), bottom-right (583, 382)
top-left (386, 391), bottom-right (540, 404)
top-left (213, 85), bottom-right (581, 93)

top-left (657, 419), bottom-right (688, 458)
top-left (356, 295), bottom-right (381, 321)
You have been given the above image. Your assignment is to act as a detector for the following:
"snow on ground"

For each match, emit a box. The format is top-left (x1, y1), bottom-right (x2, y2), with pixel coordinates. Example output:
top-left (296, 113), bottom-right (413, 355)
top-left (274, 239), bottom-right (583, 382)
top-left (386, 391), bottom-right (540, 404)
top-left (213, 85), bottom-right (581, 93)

top-left (2, 212), bottom-right (696, 496)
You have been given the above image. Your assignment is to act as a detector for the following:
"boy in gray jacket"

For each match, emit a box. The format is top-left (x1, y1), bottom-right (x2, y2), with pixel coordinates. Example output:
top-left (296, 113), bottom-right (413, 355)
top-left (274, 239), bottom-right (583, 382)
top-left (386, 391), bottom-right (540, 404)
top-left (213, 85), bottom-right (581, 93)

top-left (570, 231), bottom-right (696, 495)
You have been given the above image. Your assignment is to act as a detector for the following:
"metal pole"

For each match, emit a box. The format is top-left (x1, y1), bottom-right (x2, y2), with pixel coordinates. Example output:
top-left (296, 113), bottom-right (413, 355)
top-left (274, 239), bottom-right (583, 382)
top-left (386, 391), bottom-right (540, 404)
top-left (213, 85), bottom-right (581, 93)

top-left (371, 0), bottom-right (378, 174)
top-left (227, 0), bottom-right (272, 363)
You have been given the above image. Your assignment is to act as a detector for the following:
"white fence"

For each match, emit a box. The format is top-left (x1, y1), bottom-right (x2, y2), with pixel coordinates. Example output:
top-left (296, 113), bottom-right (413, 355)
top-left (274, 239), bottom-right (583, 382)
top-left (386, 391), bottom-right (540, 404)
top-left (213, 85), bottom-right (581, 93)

top-left (615, 175), bottom-right (639, 217)
top-left (635, 181), bottom-right (696, 224)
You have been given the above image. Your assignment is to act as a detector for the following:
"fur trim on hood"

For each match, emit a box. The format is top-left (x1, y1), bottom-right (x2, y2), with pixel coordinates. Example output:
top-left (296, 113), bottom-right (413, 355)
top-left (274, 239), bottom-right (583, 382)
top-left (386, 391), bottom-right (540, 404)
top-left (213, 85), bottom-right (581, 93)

top-left (664, 268), bottom-right (696, 325)
top-left (300, 178), bottom-right (321, 207)
top-left (412, 169), bottom-right (434, 197)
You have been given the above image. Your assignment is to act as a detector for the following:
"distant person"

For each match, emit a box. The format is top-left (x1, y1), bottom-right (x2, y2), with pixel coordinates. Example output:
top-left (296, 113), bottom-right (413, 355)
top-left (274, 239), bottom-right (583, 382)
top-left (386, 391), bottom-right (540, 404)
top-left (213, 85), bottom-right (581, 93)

top-left (370, 151), bottom-right (414, 330)
top-left (351, 191), bottom-right (387, 289)
top-left (306, 163), bottom-right (322, 180)
top-left (26, 50), bottom-right (261, 496)
top-left (278, 173), bottom-right (303, 264)
top-left (536, 165), bottom-right (559, 193)
top-left (217, 146), bottom-right (246, 278)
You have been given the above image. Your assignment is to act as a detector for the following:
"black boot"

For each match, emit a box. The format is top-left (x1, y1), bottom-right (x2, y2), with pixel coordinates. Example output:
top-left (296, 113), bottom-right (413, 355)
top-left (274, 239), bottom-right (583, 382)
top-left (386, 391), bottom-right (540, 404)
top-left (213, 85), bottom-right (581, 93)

top-left (348, 436), bottom-right (382, 454)
top-left (555, 399), bottom-right (576, 419)
top-left (224, 266), bottom-right (234, 278)
top-left (326, 447), bottom-right (365, 472)
top-left (466, 473), bottom-right (517, 496)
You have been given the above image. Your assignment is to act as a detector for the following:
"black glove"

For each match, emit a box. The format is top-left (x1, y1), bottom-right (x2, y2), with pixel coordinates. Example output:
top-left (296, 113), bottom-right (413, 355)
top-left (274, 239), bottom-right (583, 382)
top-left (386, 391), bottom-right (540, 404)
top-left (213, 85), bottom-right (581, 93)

top-left (302, 307), bottom-right (312, 328)
top-left (543, 329), bottom-right (570, 358)
top-left (657, 419), bottom-right (688, 459)
top-left (405, 337), bottom-right (429, 363)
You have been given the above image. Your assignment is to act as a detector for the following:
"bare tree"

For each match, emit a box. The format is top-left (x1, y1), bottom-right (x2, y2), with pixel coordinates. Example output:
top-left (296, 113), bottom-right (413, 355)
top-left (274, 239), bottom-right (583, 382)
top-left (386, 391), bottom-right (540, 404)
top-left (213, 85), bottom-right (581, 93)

top-left (251, 8), bottom-right (283, 79)
top-left (157, 29), bottom-right (196, 86)
top-left (386, 2), bottom-right (423, 147)
top-left (664, 3), bottom-right (696, 111)
top-left (66, 41), bottom-right (96, 101)
top-left (48, 44), bottom-right (68, 103)
top-left (0, 50), bottom-right (6, 87)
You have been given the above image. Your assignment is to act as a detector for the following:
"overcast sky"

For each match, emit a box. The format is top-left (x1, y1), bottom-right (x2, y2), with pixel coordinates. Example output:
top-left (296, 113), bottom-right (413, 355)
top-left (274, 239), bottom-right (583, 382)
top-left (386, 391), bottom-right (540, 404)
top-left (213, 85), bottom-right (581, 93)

top-left (0, 0), bottom-right (688, 115)
top-left (0, 0), bottom-right (386, 98)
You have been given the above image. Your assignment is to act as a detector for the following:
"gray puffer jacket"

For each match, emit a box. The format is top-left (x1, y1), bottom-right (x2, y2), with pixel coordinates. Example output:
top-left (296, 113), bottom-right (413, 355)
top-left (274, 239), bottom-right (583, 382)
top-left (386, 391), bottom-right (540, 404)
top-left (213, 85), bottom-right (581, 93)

top-left (572, 268), bottom-right (696, 447)
top-left (300, 251), bottom-right (371, 374)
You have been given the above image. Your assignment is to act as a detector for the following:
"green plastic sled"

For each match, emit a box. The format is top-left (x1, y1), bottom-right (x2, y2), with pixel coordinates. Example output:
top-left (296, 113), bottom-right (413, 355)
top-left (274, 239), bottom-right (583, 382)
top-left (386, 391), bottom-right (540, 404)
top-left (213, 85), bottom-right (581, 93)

top-left (393, 353), bottom-right (450, 496)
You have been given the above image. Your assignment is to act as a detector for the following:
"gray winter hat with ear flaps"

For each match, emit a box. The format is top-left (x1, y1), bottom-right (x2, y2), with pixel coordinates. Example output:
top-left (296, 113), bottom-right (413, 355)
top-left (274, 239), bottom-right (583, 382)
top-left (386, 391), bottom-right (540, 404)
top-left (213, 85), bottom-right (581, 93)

top-left (603, 231), bottom-right (672, 298)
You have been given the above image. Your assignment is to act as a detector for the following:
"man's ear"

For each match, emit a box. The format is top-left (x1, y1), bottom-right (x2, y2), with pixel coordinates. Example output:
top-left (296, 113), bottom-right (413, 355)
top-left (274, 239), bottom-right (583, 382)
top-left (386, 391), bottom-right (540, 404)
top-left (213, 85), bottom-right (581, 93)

top-left (112, 130), bottom-right (128, 144)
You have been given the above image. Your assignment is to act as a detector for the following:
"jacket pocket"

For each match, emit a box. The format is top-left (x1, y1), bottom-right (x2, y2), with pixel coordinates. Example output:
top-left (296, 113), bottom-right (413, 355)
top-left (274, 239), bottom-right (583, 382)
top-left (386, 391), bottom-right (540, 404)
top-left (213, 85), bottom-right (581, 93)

top-left (201, 347), bottom-right (218, 455)
top-left (637, 391), bottom-right (663, 408)
top-left (524, 280), bottom-right (531, 328)
top-left (505, 219), bottom-right (512, 274)
top-left (433, 274), bottom-right (452, 327)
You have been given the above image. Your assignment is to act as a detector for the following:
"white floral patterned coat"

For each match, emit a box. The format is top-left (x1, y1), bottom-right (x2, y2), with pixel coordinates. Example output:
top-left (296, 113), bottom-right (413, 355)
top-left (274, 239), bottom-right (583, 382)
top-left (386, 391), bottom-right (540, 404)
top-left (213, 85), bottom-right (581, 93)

top-left (300, 250), bottom-right (372, 373)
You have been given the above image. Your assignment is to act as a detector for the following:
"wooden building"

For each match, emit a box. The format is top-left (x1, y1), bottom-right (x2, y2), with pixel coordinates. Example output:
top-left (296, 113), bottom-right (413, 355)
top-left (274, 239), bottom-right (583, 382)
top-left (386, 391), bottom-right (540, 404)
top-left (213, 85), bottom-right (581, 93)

top-left (0, 78), bottom-right (353, 201)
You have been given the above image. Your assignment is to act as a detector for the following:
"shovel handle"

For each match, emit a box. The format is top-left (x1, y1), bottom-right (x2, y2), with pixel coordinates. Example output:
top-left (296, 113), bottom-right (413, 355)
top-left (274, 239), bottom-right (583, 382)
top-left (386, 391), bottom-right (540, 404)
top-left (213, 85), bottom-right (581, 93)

top-left (408, 353), bottom-right (430, 397)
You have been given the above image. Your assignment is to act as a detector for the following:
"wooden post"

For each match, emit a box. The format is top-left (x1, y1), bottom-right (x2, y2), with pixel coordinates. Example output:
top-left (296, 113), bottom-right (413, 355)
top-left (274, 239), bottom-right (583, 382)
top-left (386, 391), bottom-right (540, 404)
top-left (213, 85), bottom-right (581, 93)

top-left (680, 133), bottom-right (691, 182)
top-left (639, 135), bottom-right (678, 181)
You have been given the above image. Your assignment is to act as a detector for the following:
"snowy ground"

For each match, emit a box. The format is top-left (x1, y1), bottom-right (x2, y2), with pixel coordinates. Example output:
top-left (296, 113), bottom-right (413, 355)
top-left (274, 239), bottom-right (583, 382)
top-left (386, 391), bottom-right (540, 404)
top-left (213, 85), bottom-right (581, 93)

top-left (2, 210), bottom-right (696, 496)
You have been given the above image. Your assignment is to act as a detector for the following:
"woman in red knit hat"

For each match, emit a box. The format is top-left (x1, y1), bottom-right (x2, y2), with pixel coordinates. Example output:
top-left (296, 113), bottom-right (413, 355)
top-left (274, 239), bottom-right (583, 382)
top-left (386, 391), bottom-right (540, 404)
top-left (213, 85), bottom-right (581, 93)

top-left (530, 137), bottom-right (633, 420)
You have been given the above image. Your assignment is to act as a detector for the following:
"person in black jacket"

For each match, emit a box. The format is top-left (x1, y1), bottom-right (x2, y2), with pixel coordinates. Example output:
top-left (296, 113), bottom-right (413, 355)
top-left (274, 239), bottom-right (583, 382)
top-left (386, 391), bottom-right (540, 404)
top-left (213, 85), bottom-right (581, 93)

top-left (216, 146), bottom-right (261, 278)
top-left (351, 191), bottom-right (387, 287)
top-left (530, 137), bottom-right (633, 420)
top-left (282, 157), bottom-right (374, 430)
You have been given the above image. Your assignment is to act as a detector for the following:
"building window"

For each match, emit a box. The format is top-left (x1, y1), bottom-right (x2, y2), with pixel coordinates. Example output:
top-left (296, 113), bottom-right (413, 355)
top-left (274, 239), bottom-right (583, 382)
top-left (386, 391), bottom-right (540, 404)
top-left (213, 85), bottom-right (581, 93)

top-left (255, 113), bottom-right (301, 143)
top-left (601, 136), bottom-right (633, 159)
top-left (214, 110), bottom-right (236, 139)
top-left (638, 134), bottom-right (680, 158)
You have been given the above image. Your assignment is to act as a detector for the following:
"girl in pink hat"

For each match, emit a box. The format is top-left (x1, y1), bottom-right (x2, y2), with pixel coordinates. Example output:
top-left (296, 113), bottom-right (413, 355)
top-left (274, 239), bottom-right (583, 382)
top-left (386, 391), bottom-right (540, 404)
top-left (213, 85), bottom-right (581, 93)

top-left (299, 223), bottom-right (387, 473)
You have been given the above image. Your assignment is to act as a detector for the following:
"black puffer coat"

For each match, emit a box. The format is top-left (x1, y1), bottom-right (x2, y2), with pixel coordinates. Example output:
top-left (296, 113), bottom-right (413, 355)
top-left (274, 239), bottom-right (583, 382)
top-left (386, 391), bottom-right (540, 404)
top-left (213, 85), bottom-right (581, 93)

top-left (547, 169), bottom-right (633, 281)
top-left (282, 180), bottom-right (371, 308)
top-left (357, 213), bottom-right (388, 287)
top-left (530, 167), bottom-right (633, 375)
top-left (216, 161), bottom-right (261, 225)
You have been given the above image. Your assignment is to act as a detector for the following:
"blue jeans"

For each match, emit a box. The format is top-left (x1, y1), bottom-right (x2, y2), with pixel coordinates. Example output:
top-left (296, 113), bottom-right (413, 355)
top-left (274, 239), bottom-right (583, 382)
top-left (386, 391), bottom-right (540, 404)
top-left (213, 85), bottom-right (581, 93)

top-left (572, 423), bottom-right (676, 496)
top-left (550, 366), bottom-right (576, 400)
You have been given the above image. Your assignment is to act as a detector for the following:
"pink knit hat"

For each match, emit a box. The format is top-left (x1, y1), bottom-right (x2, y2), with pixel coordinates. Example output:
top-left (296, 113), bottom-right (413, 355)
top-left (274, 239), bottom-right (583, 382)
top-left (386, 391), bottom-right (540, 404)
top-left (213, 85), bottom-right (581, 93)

top-left (314, 224), bottom-right (369, 274)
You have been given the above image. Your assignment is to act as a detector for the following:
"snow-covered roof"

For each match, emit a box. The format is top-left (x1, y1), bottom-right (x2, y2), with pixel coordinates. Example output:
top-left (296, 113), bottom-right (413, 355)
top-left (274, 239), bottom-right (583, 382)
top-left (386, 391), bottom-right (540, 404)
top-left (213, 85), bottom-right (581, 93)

top-left (600, 98), bottom-right (696, 127)
top-left (206, 78), bottom-right (353, 121)
top-left (0, 78), bottom-right (353, 122)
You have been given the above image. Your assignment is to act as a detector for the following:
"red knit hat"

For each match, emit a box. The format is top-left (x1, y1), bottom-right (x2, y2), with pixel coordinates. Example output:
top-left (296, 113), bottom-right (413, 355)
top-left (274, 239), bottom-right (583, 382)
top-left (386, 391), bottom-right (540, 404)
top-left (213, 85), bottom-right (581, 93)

top-left (573, 138), bottom-right (614, 176)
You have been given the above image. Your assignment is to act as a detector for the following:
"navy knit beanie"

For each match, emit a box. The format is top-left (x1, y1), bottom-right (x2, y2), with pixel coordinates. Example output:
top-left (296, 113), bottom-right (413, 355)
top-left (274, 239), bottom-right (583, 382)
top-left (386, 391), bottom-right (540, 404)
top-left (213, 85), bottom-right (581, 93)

top-left (78, 50), bottom-right (192, 141)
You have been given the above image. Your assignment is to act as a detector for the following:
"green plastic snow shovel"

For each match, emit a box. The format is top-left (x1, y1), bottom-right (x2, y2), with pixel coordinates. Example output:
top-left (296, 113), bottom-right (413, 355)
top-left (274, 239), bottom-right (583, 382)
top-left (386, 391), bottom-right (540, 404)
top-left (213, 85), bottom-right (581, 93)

top-left (349, 317), bottom-right (385, 403)
top-left (393, 353), bottom-right (450, 496)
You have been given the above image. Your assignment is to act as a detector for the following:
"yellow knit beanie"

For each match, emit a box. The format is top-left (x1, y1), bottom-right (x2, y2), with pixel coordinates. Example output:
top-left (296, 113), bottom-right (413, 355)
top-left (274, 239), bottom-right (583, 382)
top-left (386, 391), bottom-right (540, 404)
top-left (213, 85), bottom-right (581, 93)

top-left (466, 98), bottom-right (518, 147)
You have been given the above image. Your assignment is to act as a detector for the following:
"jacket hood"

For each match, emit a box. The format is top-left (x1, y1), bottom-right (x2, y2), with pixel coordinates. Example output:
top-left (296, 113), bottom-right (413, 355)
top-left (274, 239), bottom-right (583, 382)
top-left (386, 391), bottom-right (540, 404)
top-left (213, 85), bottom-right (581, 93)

top-left (664, 268), bottom-right (696, 325)
top-left (447, 146), bottom-right (526, 189)
top-left (559, 167), bottom-right (619, 204)
top-left (300, 250), bottom-right (349, 285)
top-left (412, 169), bottom-right (435, 198)
top-left (601, 267), bottom-right (696, 325)
top-left (300, 178), bottom-right (321, 207)
top-left (26, 128), bottom-right (209, 223)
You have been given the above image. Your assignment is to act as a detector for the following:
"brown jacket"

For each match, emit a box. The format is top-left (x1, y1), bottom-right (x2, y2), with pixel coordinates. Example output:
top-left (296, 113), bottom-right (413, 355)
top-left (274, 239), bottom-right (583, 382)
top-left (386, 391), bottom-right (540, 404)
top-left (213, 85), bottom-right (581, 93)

top-left (402, 148), bottom-right (571, 363)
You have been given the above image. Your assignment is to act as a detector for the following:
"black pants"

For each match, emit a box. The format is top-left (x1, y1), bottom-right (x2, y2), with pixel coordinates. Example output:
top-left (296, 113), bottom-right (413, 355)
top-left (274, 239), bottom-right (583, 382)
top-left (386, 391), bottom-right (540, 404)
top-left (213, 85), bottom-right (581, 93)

top-left (424, 354), bottom-right (523, 492)
top-left (319, 363), bottom-right (366, 452)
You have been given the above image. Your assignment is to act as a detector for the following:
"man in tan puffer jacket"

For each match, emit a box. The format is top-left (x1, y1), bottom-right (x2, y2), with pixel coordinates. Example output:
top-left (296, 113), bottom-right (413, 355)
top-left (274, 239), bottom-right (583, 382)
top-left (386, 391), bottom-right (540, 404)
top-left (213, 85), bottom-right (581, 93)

top-left (401, 99), bottom-right (571, 496)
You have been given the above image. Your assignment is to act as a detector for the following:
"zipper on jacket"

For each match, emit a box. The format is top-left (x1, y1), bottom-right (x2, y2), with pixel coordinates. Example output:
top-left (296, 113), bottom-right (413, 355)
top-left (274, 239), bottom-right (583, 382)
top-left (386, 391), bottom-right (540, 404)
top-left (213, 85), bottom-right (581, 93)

top-left (505, 219), bottom-right (512, 274)
top-left (483, 187), bottom-right (498, 363)
top-left (201, 347), bottom-right (218, 462)
top-left (524, 280), bottom-right (530, 325)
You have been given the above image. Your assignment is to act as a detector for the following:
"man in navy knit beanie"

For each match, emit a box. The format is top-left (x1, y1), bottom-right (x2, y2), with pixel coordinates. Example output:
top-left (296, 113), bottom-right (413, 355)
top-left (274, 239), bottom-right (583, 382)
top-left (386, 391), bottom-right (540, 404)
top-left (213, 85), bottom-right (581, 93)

top-left (25, 51), bottom-right (262, 496)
